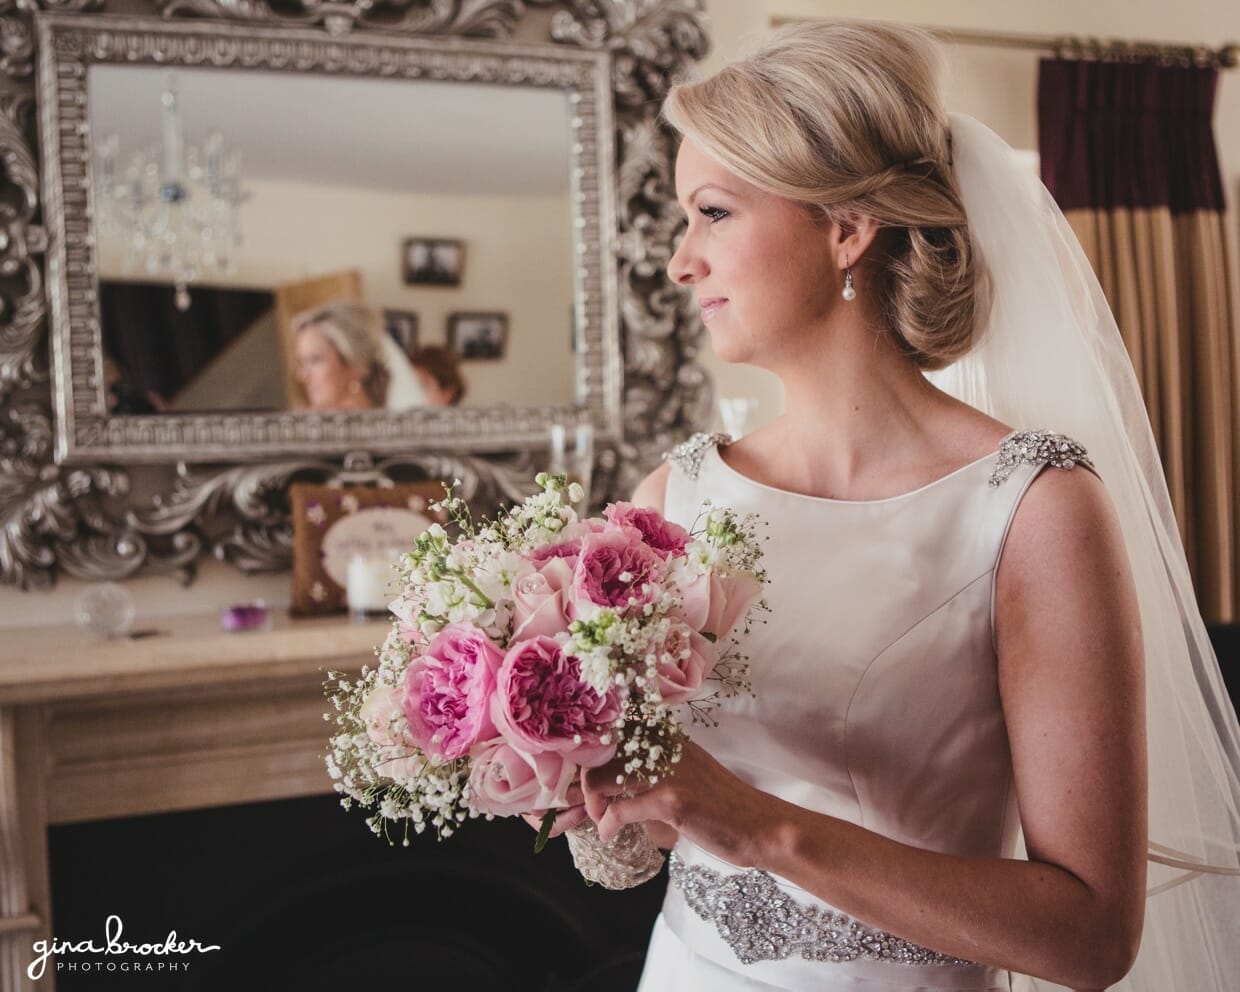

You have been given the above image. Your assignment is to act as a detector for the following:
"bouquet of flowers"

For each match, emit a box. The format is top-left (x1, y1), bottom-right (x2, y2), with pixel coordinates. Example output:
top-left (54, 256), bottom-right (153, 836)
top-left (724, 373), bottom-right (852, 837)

top-left (326, 473), bottom-right (766, 888)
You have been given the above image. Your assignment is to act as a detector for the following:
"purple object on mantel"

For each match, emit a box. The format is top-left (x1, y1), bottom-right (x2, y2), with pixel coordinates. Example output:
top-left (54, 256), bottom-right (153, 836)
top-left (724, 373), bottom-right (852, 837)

top-left (220, 602), bottom-right (271, 632)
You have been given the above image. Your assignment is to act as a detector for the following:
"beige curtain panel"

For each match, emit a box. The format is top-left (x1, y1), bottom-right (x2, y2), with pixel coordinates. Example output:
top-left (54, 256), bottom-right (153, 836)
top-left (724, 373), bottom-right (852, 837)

top-left (1039, 59), bottom-right (1239, 622)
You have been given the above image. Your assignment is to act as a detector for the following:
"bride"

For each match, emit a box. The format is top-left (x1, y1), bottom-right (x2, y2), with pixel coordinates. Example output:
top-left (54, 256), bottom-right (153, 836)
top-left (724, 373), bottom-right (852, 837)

top-left (540, 19), bottom-right (1240, 992)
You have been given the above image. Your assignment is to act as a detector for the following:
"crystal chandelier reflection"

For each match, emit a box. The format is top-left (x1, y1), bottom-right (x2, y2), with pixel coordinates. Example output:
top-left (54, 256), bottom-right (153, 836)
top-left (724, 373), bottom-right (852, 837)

top-left (95, 75), bottom-right (245, 311)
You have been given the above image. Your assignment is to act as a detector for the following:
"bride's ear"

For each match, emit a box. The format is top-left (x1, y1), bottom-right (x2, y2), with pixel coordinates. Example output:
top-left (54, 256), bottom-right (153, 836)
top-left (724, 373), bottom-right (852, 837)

top-left (830, 212), bottom-right (881, 269)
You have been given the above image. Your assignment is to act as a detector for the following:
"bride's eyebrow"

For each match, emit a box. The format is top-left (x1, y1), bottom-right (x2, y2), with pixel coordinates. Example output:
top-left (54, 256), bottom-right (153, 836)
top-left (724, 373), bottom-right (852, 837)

top-left (676, 182), bottom-right (741, 210)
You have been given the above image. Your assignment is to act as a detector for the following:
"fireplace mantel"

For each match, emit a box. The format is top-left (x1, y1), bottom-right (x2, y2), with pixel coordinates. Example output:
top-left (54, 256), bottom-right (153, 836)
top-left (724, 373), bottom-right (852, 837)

top-left (0, 612), bottom-right (382, 991)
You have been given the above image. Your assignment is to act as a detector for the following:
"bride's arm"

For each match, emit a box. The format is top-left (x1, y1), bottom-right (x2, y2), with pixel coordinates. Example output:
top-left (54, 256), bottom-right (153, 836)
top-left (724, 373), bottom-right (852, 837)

top-left (587, 466), bottom-right (1147, 991)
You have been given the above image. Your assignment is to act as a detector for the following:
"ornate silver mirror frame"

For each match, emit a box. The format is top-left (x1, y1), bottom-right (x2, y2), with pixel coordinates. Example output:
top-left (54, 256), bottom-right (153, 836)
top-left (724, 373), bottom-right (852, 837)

top-left (0, 0), bottom-right (712, 589)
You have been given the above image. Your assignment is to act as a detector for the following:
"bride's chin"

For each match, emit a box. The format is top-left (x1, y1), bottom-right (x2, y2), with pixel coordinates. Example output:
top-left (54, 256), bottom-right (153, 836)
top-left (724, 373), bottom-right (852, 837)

top-left (705, 326), bottom-right (757, 366)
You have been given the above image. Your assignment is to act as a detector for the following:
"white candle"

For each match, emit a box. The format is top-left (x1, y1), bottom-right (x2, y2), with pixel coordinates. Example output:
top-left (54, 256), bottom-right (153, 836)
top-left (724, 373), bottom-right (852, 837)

top-left (346, 553), bottom-right (393, 616)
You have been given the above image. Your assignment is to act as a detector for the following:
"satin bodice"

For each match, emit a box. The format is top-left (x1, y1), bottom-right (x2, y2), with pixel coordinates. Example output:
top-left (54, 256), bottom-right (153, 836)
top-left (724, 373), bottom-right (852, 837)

top-left (641, 432), bottom-right (1078, 991)
top-left (664, 436), bottom-right (1043, 861)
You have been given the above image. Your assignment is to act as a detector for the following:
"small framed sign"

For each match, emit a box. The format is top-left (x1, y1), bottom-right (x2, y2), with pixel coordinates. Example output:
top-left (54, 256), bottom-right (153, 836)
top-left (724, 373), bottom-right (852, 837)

top-left (289, 481), bottom-right (445, 617)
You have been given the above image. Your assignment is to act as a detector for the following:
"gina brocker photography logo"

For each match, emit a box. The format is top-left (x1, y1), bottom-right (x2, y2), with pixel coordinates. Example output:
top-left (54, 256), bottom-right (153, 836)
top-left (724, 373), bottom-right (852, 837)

top-left (28, 915), bottom-right (221, 980)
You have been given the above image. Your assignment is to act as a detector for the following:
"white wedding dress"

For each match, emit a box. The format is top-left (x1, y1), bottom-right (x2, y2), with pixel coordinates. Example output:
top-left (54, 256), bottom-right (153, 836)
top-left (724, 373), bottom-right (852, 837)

top-left (637, 429), bottom-right (1093, 992)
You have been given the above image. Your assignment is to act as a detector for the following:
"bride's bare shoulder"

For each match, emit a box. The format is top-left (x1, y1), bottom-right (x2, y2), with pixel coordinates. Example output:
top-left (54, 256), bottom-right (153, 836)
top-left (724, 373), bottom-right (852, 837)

top-left (631, 460), bottom-right (674, 512)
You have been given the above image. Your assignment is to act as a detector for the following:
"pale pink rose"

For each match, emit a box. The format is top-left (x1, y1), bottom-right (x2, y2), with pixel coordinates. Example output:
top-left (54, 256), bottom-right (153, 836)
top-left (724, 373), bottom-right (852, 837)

top-left (528, 518), bottom-right (606, 566)
top-left (672, 570), bottom-right (711, 631)
top-left (672, 570), bottom-right (763, 640)
top-left (389, 596), bottom-right (430, 647)
top-left (360, 684), bottom-right (422, 782)
top-left (569, 529), bottom-right (663, 617)
top-left (360, 683), bottom-right (415, 747)
top-left (707, 571), bottom-right (764, 640)
top-left (511, 557), bottom-right (574, 641)
top-left (491, 635), bottom-right (620, 767)
top-left (389, 594), bottom-right (420, 626)
top-left (375, 752), bottom-right (426, 787)
top-left (604, 502), bottom-right (691, 558)
top-left (467, 740), bottom-right (577, 816)
top-left (402, 623), bottom-right (504, 761)
top-left (652, 622), bottom-right (717, 704)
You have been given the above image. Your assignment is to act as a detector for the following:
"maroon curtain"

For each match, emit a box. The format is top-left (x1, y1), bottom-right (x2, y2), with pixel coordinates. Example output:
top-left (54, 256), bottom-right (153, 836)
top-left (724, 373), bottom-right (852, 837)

top-left (1037, 57), bottom-right (1239, 621)
top-left (1038, 59), bottom-right (1224, 213)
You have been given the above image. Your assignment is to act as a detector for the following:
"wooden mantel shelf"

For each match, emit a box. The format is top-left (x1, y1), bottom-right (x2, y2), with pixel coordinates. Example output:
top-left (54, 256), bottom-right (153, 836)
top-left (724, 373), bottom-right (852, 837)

top-left (0, 611), bottom-right (385, 705)
top-left (0, 610), bottom-right (389, 992)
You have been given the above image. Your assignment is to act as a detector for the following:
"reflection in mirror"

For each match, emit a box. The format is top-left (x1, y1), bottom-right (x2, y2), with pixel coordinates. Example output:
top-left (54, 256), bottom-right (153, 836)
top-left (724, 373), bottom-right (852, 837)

top-left (89, 64), bottom-right (576, 414)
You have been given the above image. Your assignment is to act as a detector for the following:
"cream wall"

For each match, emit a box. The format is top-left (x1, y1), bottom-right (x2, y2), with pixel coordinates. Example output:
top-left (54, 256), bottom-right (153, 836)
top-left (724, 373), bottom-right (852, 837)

top-left (98, 179), bottom-right (577, 408)
top-left (697, 0), bottom-right (1240, 433)
top-left (4, 0), bottom-right (1237, 627)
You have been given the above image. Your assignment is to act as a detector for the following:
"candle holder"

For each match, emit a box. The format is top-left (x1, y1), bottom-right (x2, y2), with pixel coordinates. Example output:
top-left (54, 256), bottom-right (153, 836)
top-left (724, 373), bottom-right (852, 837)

top-left (549, 421), bottom-right (594, 515)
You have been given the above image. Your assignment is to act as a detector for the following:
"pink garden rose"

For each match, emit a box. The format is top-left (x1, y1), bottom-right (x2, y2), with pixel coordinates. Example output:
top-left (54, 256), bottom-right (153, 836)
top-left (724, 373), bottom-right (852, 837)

top-left (491, 635), bottom-right (620, 767)
top-left (402, 623), bottom-right (504, 761)
top-left (528, 518), bottom-right (607, 566)
top-left (604, 502), bottom-right (690, 558)
top-left (467, 739), bottom-right (576, 816)
top-left (652, 621), bottom-right (717, 704)
top-left (569, 528), bottom-right (663, 618)
top-left (672, 569), bottom-right (764, 641)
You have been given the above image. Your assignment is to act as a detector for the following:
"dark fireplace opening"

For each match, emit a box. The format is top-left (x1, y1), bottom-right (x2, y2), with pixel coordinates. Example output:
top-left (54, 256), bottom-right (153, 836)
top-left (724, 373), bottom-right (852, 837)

top-left (48, 793), bottom-right (666, 991)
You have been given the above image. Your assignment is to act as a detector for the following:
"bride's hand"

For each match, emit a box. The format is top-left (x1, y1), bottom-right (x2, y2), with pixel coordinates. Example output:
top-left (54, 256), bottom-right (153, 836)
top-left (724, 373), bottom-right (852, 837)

top-left (581, 741), bottom-right (773, 866)
top-left (520, 782), bottom-right (587, 839)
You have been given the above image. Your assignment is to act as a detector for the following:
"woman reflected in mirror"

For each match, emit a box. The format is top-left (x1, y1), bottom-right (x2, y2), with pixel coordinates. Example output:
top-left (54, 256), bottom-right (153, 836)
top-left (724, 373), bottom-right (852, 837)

top-left (292, 300), bottom-right (390, 410)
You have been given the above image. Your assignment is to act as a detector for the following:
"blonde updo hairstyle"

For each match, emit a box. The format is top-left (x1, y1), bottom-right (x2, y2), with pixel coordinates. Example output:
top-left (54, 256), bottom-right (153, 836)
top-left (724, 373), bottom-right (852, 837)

top-left (292, 300), bottom-right (391, 407)
top-left (663, 20), bottom-right (983, 370)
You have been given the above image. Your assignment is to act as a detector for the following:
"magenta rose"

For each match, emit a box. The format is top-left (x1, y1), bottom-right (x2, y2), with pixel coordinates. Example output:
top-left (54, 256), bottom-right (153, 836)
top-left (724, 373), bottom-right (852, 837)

top-left (511, 557), bottom-right (574, 641)
top-left (569, 528), bottom-right (663, 618)
top-left (652, 621), bottom-right (717, 704)
top-left (604, 501), bottom-right (691, 558)
top-left (491, 635), bottom-right (620, 767)
top-left (467, 739), bottom-right (576, 816)
top-left (672, 570), bottom-right (763, 640)
top-left (402, 623), bottom-right (504, 762)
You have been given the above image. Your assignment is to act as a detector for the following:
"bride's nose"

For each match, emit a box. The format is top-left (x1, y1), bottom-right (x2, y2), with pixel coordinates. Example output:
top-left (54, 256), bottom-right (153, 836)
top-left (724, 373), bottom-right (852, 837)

top-left (667, 231), bottom-right (707, 286)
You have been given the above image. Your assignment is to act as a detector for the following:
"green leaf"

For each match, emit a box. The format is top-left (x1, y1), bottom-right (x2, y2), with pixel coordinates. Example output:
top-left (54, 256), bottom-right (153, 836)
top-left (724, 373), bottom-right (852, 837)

top-left (534, 808), bottom-right (557, 854)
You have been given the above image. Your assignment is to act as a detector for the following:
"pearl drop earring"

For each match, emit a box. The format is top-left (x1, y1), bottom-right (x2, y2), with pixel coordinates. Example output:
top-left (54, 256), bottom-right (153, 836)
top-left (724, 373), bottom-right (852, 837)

top-left (842, 268), bottom-right (856, 302)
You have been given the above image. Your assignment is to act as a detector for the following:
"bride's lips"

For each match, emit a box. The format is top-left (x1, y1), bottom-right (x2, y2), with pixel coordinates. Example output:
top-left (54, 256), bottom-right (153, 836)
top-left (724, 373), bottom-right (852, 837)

top-left (698, 297), bottom-right (728, 322)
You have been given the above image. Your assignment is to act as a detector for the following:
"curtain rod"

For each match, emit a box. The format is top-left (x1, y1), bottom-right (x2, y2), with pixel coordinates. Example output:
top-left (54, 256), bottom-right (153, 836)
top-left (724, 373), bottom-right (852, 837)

top-left (770, 18), bottom-right (1239, 70)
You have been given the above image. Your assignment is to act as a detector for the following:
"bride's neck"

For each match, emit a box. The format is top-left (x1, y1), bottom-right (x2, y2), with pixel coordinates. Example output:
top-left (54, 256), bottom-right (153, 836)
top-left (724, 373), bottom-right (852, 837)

top-left (772, 325), bottom-right (945, 487)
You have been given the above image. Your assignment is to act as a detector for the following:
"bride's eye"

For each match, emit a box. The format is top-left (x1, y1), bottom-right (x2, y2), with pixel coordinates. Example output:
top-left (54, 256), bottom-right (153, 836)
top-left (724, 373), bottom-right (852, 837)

top-left (698, 205), bottom-right (729, 223)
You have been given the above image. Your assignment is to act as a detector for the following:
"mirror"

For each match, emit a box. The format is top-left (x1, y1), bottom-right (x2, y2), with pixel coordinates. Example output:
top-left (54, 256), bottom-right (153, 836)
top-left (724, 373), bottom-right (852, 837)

top-left (41, 18), bottom-right (620, 463)
top-left (89, 66), bottom-right (577, 415)
top-left (5, 6), bottom-right (707, 590)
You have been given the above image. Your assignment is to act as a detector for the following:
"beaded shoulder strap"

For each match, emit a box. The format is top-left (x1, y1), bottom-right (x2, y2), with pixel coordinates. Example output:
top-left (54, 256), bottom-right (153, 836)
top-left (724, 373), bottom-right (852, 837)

top-left (989, 430), bottom-right (1095, 488)
top-left (663, 431), bottom-right (733, 481)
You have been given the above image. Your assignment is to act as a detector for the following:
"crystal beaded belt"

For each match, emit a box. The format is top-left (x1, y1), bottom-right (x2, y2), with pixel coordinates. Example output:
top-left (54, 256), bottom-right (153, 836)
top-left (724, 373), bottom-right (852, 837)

top-left (668, 851), bottom-right (973, 968)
